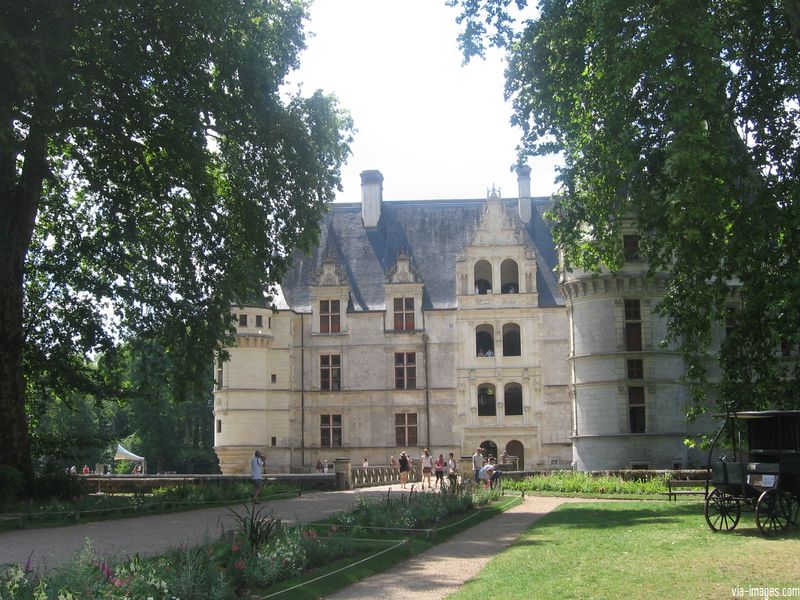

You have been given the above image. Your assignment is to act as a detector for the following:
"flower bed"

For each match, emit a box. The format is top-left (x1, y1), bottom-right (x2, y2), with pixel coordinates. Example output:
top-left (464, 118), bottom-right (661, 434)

top-left (1, 483), bottom-right (505, 599)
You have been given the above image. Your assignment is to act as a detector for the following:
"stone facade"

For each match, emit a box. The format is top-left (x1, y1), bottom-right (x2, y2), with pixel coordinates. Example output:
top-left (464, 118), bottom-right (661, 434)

top-left (214, 171), bottom-right (716, 474)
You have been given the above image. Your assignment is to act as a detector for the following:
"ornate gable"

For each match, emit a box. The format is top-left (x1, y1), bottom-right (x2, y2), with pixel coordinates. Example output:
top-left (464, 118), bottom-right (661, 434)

top-left (314, 255), bottom-right (348, 287)
top-left (469, 188), bottom-right (529, 248)
top-left (386, 253), bottom-right (421, 284)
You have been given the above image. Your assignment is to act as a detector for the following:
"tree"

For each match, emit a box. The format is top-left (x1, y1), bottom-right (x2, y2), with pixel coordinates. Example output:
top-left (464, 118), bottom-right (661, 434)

top-left (0, 0), bottom-right (352, 479)
top-left (448, 0), bottom-right (800, 414)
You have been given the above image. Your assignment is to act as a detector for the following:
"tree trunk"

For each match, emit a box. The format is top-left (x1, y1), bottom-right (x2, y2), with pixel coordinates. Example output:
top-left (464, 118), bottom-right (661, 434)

top-left (0, 113), bottom-right (49, 481)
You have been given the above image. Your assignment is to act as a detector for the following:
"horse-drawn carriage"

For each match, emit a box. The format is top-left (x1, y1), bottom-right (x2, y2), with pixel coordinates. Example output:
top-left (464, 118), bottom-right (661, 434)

top-left (704, 410), bottom-right (800, 535)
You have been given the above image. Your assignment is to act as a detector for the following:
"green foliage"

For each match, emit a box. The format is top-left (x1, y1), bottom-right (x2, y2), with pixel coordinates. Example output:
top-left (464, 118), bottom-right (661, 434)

top-left (504, 471), bottom-right (668, 495)
top-left (1, 0), bottom-right (353, 477)
top-left (228, 503), bottom-right (281, 551)
top-left (448, 0), bottom-right (800, 415)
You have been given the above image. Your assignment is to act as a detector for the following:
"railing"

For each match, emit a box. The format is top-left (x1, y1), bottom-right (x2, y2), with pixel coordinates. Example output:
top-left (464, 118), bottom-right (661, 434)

top-left (350, 466), bottom-right (418, 488)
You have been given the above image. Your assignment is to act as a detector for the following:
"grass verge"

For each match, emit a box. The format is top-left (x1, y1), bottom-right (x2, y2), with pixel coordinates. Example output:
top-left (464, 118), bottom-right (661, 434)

top-left (449, 501), bottom-right (800, 600)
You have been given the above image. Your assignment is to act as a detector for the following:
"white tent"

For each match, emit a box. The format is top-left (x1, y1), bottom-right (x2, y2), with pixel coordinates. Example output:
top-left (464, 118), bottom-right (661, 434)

top-left (114, 444), bottom-right (146, 473)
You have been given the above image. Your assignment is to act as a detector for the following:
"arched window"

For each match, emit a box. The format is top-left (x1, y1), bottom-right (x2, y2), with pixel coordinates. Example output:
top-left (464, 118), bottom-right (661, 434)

top-left (504, 383), bottom-right (523, 416)
top-left (477, 384), bottom-right (496, 416)
top-left (476, 324), bottom-right (494, 357)
top-left (480, 440), bottom-right (498, 461)
top-left (501, 259), bottom-right (519, 293)
top-left (474, 260), bottom-right (492, 294)
top-left (502, 323), bottom-right (521, 356)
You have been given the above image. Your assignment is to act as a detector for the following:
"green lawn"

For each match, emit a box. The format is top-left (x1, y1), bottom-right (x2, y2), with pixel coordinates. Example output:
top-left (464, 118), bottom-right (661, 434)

top-left (449, 502), bottom-right (800, 600)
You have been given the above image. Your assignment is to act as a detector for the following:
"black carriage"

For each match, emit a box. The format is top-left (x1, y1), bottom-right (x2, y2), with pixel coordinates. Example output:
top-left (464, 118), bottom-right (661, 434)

top-left (704, 410), bottom-right (800, 535)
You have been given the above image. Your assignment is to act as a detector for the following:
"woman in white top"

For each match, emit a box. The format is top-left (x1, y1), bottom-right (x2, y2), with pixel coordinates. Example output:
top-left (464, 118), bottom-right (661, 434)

top-left (420, 448), bottom-right (434, 490)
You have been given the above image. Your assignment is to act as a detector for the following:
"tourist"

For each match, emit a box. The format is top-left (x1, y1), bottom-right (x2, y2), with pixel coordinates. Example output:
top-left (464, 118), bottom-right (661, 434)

top-left (500, 449), bottom-right (509, 464)
top-left (485, 348), bottom-right (494, 357)
top-left (250, 450), bottom-right (264, 501)
top-left (389, 455), bottom-right (397, 467)
top-left (478, 463), bottom-right (497, 489)
top-left (434, 453), bottom-right (445, 489)
top-left (398, 452), bottom-right (410, 489)
top-left (81, 465), bottom-right (90, 475)
top-left (316, 458), bottom-right (323, 472)
top-left (420, 448), bottom-right (434, 490)
top-left (447, 452), bottom-right (458, 486)
top-left (362, 457), bottom-right (369, 467)
top-left (472, 447), bottom-right (484, 483)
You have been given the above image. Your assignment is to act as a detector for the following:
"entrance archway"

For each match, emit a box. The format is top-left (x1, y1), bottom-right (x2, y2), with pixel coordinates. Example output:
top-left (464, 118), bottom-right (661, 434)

top-left (506, 440), bottom-right (524, 470)
top-left (479, 440), bottom-right (498, 462)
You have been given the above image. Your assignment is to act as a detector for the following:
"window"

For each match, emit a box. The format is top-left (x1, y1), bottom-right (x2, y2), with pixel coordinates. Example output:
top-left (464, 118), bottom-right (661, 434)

top-left (394, 352), bottom-right (416, 389)
top-left (476, 324), bottom-right (494, 356)
top-left (504, 383), bottom-right (523, 416)
top-left (474, 260), bottom-right (492, 294)
top-left (320, 354), bottom-right (341, 391)
top-left (725, 307), bottom-right (736, 339)
top-left (477, 384), bottom-right (496, 416)
top-left (256, 315), bottom-right (263, 328)
top-left (271, 436), bottom-right (277, 447)
top-left (627, 359), bottom-right (643, 380)
top-left (500, 259), bottom-right (519, 293)
top-left (320, 300), bottom-right (340, 333)
top-left (395, 413), bottom-right (418, 447)
top-left (216, 419), bottom-right (222, 433)
top-left (238, 313), bottom-right (248, 327)
top-left (321, 414), bottom-right (342, 447)
top-left (502, 323), bottom-right (521, 356)
top-left (216, 358), bottom-right (223, 390)
top-left (624, 299), bottom-right (642, 351)
top-left (623, 235), bottom-right (640, 261)
top-left (271, 374), bottom-right (277, 383)
top-left (628, 386), bottom-right (646, 433)
top-left (393, 297), bottom-right (415, 331)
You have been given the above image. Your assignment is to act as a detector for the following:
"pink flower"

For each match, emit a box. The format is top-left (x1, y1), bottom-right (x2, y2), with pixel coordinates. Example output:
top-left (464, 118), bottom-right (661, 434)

top-left (231, 543), bottom-right (239, 553)
top-left (329, 525), bottom-right (337, 534)
top-left (234, 560), bottom-right (245, 570)
top-left (112, 578), bottom-right (125, 587)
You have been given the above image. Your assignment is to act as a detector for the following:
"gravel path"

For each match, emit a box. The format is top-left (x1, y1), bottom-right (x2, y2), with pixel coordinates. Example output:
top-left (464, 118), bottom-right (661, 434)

top-left (0, 486), bottom-right (400, 572)
top-left (0, 486), bottom-right (581, 599)
top-left (324, 495), bottom-right (582, 600)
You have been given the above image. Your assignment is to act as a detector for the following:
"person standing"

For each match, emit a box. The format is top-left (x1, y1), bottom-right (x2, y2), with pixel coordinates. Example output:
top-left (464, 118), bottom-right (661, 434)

top-left (420, 448), bottom-right (434, 490)
top-left (398, 452), bottom-right (410, 489)
top-left (250, 450), bottom-right (265, 501)
top-left (472, 447), bottom-right (484, 483)
top-left (434, 454), bottom-right (445, 490)
top-left (447, 452), bottom-right (458, 487)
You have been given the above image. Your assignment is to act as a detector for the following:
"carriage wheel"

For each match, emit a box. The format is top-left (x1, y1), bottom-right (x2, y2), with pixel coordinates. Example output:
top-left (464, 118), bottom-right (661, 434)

top-left (783, 494), bottom-right (799, 525)
top-left (755, 489), bottom-right (790, 535)
top-left (704, 489), bottom-right (741, 532)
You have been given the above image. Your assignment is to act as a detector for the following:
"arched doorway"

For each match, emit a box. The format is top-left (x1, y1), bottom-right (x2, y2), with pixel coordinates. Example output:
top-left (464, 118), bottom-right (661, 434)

top-left (506, 440), bottom-right (524, 470)
top-left (480, 440), bottom-right (498, 462)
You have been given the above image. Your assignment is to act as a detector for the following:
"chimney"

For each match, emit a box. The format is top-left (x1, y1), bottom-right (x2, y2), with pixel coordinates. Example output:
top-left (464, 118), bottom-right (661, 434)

top-left (516, 165), bottom-right (532, 223)
top-left (360, 170), bottom-right (383, 228)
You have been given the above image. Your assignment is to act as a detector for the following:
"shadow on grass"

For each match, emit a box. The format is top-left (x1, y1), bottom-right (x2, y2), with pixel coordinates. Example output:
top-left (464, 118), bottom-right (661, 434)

top-left (529, 502), bottom-right (702, 530)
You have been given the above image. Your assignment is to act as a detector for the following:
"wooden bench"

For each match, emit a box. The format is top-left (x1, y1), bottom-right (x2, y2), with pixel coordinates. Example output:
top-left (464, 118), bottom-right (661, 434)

top-left (665, 478), bottom-right (707, 501)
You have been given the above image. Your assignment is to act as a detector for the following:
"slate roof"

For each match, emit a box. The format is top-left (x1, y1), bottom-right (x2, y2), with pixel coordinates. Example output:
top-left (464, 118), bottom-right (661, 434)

top-left (279, 197), bottom-right (564, 313)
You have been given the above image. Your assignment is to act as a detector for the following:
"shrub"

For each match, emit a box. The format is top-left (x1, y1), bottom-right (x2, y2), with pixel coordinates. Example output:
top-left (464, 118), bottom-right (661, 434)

top-left (0, 466), bottom-right (25, 507)
top-left (504, 471), bottom-right (669, 495)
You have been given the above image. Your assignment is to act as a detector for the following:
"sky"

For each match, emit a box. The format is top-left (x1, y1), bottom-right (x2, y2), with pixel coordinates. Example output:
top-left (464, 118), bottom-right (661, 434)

top-left (289, 0), bottom-right (562, 203)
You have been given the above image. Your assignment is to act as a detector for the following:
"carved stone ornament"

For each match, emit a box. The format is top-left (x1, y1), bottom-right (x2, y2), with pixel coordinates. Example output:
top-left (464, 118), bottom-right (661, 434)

top-left (314, 255), bottom-right (347, 287)
top-left (386, 253), bottom-right (421, 284)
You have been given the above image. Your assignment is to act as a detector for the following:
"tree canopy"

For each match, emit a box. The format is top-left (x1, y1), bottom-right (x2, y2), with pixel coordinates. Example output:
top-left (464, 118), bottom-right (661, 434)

top-left (449, 0), bottom-right (800, 414)
top-left (0, 0), bottom-right (352, 479)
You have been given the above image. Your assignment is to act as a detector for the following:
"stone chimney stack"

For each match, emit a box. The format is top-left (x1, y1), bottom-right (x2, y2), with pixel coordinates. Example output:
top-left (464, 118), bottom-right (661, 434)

top-left (360, 170), bottom-right (383, 228)
top-left (516, 165), bottom-right (532, 223)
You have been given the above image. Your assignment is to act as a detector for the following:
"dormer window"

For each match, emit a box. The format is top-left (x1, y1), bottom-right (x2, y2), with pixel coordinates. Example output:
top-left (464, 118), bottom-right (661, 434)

top-left (623, 235), bottom-right (640, 261)
top-left (238, 314), bottom-right (248, 327)
top-left (393, 298), bottom-right (415, 331)
top-left (320, 300), bottom-right (340, 333)
top-left (500, 259), bottom-right (519, 293)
